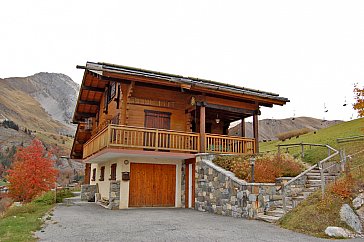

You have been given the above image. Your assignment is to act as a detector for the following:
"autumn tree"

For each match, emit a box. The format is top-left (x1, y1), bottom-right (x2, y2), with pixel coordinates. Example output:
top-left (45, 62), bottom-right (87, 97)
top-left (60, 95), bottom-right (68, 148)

top-left (353, 83), bottom-right (364, 117)
top-left (7, 139), bottom-right (58, 202)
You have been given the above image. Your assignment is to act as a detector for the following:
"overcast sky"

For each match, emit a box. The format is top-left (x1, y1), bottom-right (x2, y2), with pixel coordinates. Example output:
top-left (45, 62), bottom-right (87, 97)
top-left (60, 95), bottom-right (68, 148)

top-left (1, 0), bottom-right (363, 121)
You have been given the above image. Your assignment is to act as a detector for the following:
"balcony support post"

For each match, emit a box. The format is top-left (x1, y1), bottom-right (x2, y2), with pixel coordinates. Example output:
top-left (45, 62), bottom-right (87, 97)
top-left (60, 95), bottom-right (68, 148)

top-left (241, 117), bottom-right (246, 137)
top-left (253, 112), bottom-right (259, 153)
top-left (200, 104), bottom-right (206, 152)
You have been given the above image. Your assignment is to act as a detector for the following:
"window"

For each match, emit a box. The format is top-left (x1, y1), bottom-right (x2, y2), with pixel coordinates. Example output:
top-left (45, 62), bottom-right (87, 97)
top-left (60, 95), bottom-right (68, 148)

top-left (110, 82), bottom-right (116, 100)
top-left (110, 163), bottom-right (117, 180)
top-left (99, 166), bottom-right (105, 181)
top-left (91, 168), bottom-right (96, 181)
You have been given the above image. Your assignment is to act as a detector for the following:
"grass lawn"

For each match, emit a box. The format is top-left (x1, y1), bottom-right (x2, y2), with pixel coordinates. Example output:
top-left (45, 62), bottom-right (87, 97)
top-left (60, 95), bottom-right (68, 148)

top-left (260, 118), bottom-right (364, 164)
top-left (0, 189), bottom-right (74, 242)
top-left (0, 202), bottom-right (53, 242)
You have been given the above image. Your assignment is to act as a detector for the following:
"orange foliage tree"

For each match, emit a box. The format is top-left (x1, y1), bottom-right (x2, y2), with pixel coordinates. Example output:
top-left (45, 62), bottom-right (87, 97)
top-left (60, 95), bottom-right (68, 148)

top-left (353, 83), bottom-right (364, 117)
top-left (7, 139), bottom-right (58, 202)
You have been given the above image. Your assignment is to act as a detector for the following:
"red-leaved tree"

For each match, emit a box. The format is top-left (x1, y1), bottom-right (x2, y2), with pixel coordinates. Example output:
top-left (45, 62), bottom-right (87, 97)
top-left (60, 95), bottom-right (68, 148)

top-left (6, 139), bottom-right (58, 202)
top-left (353, 83), bottom-right (364, 117)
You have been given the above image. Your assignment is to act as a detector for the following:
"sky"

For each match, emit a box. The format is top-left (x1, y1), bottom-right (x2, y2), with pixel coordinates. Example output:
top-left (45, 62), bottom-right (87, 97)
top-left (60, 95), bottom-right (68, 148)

top-left (1, 0), bottom-right (363, 121)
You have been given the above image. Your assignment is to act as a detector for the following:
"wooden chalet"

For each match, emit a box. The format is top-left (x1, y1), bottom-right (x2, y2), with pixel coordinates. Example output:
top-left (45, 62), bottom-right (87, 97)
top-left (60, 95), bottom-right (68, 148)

top-left (71, 62), bottom-right (289, 209)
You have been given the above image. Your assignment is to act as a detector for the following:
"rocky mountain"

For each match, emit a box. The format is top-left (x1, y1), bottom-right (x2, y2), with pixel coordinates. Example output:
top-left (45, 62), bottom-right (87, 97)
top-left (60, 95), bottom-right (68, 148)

top-left (0, 72), bottom-right (79, 134)
top-left (229, 116), bottom-right (343, 141)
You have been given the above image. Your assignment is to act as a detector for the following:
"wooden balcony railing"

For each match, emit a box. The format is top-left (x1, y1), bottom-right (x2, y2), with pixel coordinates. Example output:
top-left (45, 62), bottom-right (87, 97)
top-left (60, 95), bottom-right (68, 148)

top-left (83, 125), bottom-right (256, 158)
top-left (83, 125), bottom-right (200, 158)
top-left (205, 134), bottom-right (255, 154)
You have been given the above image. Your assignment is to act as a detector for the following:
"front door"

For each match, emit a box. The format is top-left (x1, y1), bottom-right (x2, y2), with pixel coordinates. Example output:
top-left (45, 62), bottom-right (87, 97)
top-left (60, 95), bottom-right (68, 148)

top-left (129, 163), bottom-right (176, 207)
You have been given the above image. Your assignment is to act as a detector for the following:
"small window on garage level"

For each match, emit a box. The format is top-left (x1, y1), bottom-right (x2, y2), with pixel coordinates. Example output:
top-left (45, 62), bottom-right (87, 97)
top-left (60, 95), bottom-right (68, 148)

top-left (91, 168), bottom-right (96, 181)
top-left (110, 163), bottom-right (117, 180)
top-left (99, 166), bottom-right (105, 181)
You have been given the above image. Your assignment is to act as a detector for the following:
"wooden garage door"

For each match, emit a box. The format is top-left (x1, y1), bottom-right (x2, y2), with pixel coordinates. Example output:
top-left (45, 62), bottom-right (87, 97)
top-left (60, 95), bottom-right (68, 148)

top-left (129, 163), bottom-right (176, 207)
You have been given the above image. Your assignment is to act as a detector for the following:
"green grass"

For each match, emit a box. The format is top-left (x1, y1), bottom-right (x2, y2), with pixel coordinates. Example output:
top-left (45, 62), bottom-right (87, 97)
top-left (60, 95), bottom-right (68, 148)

top-left (277, 119), bottom-right (364, 238)
top-left (0, 189), bottom-right (75, 242)
top-left (260, 118), bottom-right (364, 164)
top-left (0, 192), bottom-right (55, 242)
top-left (0, 180), bottom-right (6, 187)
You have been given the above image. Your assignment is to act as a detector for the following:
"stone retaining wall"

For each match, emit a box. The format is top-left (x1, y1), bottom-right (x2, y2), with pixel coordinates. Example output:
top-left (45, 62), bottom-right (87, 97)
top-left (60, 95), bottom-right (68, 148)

top-left (81, 184), bottom-right (97, 202)
top-left (108, 181), bottom-right (121, 210)
top-left (194, 154), bottom-right (279, 219)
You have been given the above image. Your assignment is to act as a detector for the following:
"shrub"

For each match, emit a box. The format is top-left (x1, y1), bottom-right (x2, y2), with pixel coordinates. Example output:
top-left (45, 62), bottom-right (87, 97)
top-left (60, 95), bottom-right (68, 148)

top-left (0, 197), bottom-right (13, 214)
top-left (213, 153), bottom-right (303, 183)
top-left (276, 128), bottom-right (313, 141)
top-left (32, 191), bottom-right (55, 205)
top-left (2, 120), bottom-right (19, 131)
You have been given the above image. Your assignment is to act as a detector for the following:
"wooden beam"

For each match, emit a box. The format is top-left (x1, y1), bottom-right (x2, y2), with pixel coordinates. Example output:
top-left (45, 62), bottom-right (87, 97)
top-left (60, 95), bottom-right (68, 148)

top-left (205, 103), bottom-right (255, 115)
top-left (200, 105), bottom-right (206, 152)
top-left (74, 112), bottom-right (97, 119)
top-left (81, 84), bottom-right (104, 93)
top-left (253, 113), bottom-right (259, 153)
top-left (79, 100), bottom-right (99, 106)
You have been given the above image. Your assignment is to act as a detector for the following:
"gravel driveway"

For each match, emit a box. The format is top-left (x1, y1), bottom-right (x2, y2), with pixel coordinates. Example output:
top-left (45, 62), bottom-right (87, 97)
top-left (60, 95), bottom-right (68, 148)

top-left (35, 200), bottom-right (341, 242)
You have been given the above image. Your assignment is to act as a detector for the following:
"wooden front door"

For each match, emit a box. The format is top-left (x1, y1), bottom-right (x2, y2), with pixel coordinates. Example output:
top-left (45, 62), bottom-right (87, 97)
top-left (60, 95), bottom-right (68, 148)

top-left (129, 163), bottom-right (176, 207)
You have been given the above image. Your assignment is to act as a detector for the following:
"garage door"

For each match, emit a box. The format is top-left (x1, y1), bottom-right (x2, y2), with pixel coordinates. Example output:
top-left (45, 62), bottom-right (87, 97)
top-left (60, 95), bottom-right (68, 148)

top-left (129, 163), bottom-right (176, 207)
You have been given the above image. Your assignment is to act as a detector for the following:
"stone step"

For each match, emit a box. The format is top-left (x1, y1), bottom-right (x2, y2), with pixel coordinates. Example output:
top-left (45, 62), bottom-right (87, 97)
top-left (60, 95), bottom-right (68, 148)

top-left (275, 204), bottom-right (293, 211)
top-left (256, 214), bottom-right (281, 223)
top-left (266, 209), bottom-right (285, 217)
top-left (302, 187), bottom-right (318, 192)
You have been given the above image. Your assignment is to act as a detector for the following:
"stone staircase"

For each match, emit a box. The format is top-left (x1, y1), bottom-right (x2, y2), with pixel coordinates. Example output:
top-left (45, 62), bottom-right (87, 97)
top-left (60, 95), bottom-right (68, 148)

top-left (257, 166), bottom-right (340, 223)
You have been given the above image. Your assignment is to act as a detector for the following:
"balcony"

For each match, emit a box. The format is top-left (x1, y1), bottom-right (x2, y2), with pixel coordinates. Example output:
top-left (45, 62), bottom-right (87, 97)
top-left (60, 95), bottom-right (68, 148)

top-left (83, 124), bottom-right (255, 159)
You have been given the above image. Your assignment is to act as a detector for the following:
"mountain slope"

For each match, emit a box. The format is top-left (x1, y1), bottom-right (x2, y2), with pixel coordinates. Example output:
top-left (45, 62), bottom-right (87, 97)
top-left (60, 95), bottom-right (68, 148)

top-left (0, 73), bottom-right (79, 134)
top-left (229, 116), bottom-right (343, 141)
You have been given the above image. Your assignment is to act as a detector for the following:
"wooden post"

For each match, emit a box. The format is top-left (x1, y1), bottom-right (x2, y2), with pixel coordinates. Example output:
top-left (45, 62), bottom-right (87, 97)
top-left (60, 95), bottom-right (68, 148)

top-left (253, 113), bottom-right (259, 153)
top-left (320, 163), bottom-right (325, 199)
top-left (121, 84), bottom-right (128, 125)
top-left (200, 105), bottom-right (206, 152)
top-left (241, 118), bottom-right (245, 137)
top-left (84, 163), bottom-right (91, 185)
top-left (282, 185), bottom-right (286, 213)
top-left (301, 143), bottom-right (304, 158)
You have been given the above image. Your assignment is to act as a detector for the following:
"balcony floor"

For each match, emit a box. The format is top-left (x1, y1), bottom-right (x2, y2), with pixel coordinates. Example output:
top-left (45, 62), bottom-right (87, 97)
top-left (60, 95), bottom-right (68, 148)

top-left (84, 148), bottom-right (197, 163)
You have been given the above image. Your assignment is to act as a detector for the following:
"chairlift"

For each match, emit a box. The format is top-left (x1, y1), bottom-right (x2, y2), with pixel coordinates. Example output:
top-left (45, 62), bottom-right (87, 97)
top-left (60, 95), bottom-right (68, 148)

top-left (343, 97), bottom-right (347, 107)
top-left (324, 103), bottom-right (328, 113)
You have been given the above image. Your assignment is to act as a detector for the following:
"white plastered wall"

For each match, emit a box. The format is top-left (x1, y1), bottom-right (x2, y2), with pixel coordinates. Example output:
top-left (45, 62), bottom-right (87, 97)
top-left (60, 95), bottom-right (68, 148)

top-left (90, 157), bottom-right (183, 209)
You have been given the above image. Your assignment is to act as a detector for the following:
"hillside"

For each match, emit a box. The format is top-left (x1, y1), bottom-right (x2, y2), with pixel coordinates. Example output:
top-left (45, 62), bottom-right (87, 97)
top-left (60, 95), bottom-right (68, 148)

top-left (229, 116), bottom-right (343, 141)
top-left (0, 73), bottom-right (83, 185)
top-left (0, 73), bottom-right (79, 134)
top-left (274, 118), bottom-right (364, 238)
top-left (260, 117), bottom-right (364, 164)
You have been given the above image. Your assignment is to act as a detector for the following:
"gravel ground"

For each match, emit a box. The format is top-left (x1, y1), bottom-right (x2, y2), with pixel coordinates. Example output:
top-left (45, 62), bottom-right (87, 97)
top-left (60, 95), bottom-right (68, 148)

top-left (35, 200), bottom-right (354, 242)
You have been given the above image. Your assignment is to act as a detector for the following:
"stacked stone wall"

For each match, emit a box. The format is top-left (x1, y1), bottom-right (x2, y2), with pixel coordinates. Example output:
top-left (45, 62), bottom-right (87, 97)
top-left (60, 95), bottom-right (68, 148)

top-left (81, 184), bottom-right (97, 202)
top-left (108, 181), bottom-right (121, 210)
top-left (194, 154), bottom-right (279, 219)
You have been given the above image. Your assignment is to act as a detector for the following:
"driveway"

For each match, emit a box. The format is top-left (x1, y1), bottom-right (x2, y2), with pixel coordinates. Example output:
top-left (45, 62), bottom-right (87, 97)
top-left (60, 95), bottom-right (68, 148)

top-left (36, 201), bottom-right (338, 242)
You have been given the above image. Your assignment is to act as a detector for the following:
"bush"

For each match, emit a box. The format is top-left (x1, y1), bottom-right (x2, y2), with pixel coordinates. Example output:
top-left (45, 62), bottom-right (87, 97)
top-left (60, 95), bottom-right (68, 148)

top-left (56, 188), bottom-right (73, 203)
top-left (0, 197), bottom-right (13, 214)
top-left (213, 153), bottom-right (303, 183)
top-left (276, 128), bottom-right (313, 141)
top-left (2, 120), bottom-right (19, 131)
top-left (32, 191), bottom-right (55, 205)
